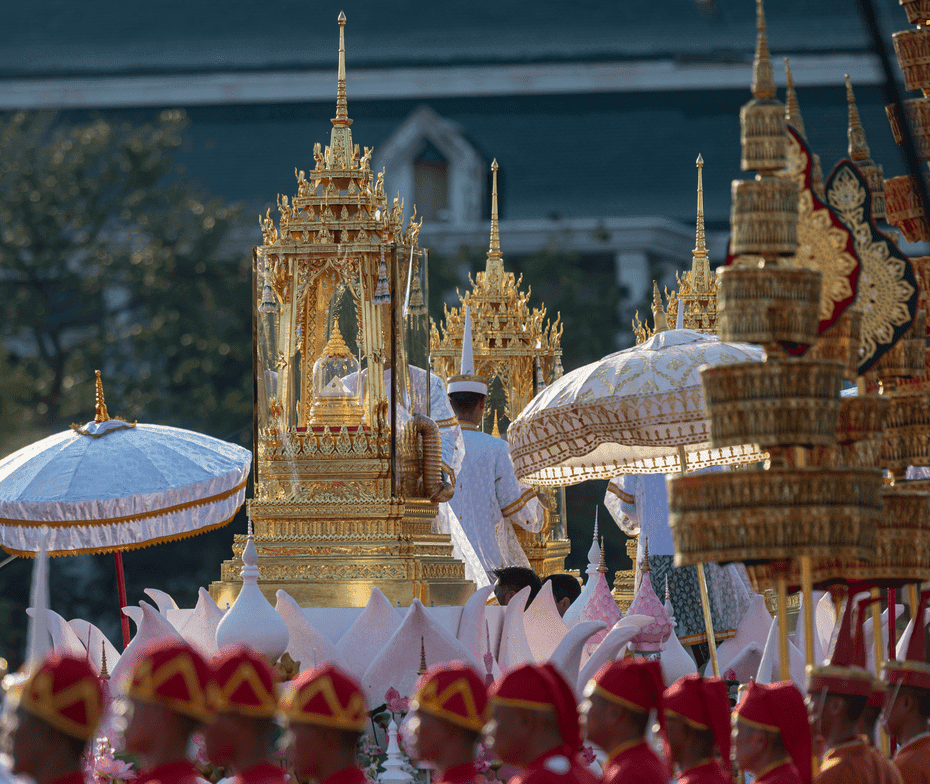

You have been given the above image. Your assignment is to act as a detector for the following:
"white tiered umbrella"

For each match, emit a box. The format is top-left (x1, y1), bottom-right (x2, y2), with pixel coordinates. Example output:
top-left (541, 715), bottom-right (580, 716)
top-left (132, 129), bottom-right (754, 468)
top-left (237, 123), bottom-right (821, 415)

top-left (508, 328), bottom-right (765, 485)
top-left (0, 372), bottom-right (251, 646)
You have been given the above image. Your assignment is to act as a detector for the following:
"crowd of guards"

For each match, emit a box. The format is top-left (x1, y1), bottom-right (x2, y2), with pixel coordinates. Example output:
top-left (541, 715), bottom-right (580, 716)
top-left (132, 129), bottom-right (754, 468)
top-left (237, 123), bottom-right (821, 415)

top-left (4, 630), bottom-right (929, 784)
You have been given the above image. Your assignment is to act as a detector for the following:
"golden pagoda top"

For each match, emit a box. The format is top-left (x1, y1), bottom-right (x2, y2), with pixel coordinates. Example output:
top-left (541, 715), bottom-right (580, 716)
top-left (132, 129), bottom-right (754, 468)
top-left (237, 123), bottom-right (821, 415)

top-left (845, 74), bottom-right (886, 220)
top-left (750, 0), bottom-right (776, 101)
top-left (321, 322), bottom-right (352, 358)
top-left (634, 156), bottom-right (717, 342)
top-left (739, 0), bottom-right (787, 176)
top-left (783, 58), bottom-right (825, 197)
top-left (783, 58), bottom-right (805, 140)
top-left (431, 160), bottom-right (562, 419)
top-left (258, 12), bottom-right (417, 255)
top-left (486, 159), bottom-right (503, 278)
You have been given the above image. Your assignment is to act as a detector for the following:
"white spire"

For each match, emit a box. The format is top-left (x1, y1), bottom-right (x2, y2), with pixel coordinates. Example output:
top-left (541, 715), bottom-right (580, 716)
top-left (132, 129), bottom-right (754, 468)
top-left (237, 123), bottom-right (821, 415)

top-left (756, 616), bottom-right (778, 685)
top-left (664, 576), bottom-right (674, 619)
top-left (586, 510), bottom-right (600, 576)
top-left (379, 717), bottom-right (414, 784)
top-left (447, 304), bottom-right (488, 395)
top-left (461, 305), bottom-right (475, 375)
top-left (215, 521), bottom-right (290, 661)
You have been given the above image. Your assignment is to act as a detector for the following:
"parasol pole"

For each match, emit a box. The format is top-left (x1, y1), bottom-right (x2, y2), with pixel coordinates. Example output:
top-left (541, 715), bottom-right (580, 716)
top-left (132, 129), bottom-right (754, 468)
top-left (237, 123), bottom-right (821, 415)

top-left (800, 554), bottom-right (815, 668)
top-left (776, 571), bottom-right (790, 681)
top-left (888, 587), bottom-right (897, 663)
top-left (871, 587), bottom-right (890, 757)
top-left (871, 588), bottom-right (884, 676)
top-left (677, 445), bottom-right (719, 677)
top-left (795, 444), bottom-right (815, 672)
top-left (908, 583), bottom-right (919, 620)
top-left (114, 551), bottom-right (131, 650)
top-left (93, 370), bottom-right (132, 650)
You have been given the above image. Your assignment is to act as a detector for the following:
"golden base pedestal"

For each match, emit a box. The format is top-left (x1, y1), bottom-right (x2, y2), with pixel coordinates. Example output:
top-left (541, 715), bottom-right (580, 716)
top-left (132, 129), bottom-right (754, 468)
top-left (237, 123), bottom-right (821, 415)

top-left (210, 497), bottom-right (475, 608)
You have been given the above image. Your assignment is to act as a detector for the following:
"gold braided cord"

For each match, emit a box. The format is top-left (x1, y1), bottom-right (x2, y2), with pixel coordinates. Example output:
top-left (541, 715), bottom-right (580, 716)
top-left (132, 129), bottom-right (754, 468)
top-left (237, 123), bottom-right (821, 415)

top-left (0, 478), bottom-right (247, 529)
top-left (2, 512), bottom-right (239, 558)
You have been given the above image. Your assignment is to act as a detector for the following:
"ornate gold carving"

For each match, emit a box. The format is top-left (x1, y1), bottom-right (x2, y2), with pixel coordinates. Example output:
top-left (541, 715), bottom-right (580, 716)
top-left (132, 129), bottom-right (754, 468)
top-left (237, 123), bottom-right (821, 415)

top-left (654, 156), bottom-right (719, 337)
top-left (893, 26), bottom-right (930, 94)
top-left (825, 162), bottom-right (919, 373)
top-left (730, 178), bottom-right (799, 258)
top-left (846, 76), bottom-right (886, 220)
top-left (807, 309), bottom-right (861, 382)
top-left (431, 160), bottom-right (568, 574)
top-left (778, 128), bottom-right (860, 333)
top-left (717, 266), bottom-right (821, 347)
top-left (885, 174), bottom-right (930, 243)
top-left (702, 359), bottom-right (843, 450)
top-left (881, 389), bottom-right (930, 473)
top-left (223, 14), bottom-right (475, 608)
top-left (668, 467), bottom-right (883, 567)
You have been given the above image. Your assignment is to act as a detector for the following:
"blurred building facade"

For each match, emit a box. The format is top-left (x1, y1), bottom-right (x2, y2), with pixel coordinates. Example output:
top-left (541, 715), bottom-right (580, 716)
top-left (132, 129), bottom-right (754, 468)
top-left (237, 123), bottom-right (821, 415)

top-left (0, 0), bottom-right (915, 345)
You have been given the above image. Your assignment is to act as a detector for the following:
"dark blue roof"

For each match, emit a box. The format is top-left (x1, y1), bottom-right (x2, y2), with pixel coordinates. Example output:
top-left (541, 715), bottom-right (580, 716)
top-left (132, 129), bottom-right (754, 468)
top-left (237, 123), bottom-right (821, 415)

top-left (83, 80), bottom-right (903, 230)
top-left (0, 0), bottom-right (906, 76)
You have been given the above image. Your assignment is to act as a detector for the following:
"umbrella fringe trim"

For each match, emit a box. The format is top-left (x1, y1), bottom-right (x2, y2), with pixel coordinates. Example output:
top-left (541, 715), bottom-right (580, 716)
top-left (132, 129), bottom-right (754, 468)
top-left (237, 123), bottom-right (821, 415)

top-left (1, 510), bottom-right (239, 558)
top-left (0, 478), bottom-right (248, 528)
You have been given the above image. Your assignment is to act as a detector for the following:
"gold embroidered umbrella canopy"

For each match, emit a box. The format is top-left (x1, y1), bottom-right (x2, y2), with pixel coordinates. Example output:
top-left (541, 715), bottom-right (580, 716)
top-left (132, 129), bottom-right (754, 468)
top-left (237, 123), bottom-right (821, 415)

top-left (0, 372), bottom-right (251, 646)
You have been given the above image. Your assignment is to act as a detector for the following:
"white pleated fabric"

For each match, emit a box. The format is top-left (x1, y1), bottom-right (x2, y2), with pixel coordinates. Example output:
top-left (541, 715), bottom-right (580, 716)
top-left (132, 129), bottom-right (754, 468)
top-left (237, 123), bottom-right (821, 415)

top-left (0, 419), bottom-right (251, 556)
top-left (448, 426), bottom-right (544, 574)
top-left (508, 329), bottom-right (766, 485)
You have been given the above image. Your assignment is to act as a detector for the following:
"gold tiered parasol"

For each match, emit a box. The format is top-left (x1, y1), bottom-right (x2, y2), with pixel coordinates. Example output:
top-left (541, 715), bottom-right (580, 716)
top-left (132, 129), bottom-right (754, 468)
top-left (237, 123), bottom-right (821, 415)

top-left (669, 0), bottom-right (896, 685)
top-left (511, 155), bottom-right (766, 675)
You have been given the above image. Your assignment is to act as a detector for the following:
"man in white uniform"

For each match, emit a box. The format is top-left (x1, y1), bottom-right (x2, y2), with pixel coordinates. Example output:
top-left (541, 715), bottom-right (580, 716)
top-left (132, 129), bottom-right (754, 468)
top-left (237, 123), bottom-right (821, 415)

top-left (446, 307), bottom-right (544, 575)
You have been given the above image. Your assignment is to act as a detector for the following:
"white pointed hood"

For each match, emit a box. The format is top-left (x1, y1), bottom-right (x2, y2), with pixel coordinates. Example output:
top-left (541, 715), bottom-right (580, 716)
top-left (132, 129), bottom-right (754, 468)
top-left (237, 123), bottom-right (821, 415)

top-left (447, 305), bottom-right (488, 395)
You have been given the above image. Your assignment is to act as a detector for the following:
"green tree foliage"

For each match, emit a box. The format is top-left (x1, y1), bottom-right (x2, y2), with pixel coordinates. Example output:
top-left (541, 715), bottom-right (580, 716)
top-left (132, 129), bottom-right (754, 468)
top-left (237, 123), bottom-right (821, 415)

top-left (0, 109), bottom-right (251, 437)
top-left (0, 109), bottom-right (252, 664)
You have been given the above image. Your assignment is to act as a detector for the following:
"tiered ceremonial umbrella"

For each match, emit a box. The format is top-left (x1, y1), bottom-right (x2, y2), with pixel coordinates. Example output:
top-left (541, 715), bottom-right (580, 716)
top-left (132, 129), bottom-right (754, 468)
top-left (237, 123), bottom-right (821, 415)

top-left (509, 160), bottom-right (765, 675)
top-left (0, 372), bottom-right (251, 647)
top-left (672, 1), bottom-right (926, 698)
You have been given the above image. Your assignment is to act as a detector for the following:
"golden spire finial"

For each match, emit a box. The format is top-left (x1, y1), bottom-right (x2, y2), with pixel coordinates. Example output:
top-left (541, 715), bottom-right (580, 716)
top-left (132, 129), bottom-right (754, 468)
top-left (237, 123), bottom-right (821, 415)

top-left (323, 322), bottom-right (352, 358)
top-left (693, 154), bottom-right (707, 265)
top-left (491, 409), bottom-right (501, 438)
top-left (784, 58), bottom-right (806, 139)
top-left (844, 74), bottom-right (885, 218)
top-left (100, 640), bottom-right (109, 680)
top-left (333, 12), bottom-right (351, 126)
top-left (751, 0), bottom-right (776, 100)
top-left (94, 370), bottom-right (110, 423)
top-left (597, 536), bottom-right (608, 574)
top-left (641, 537), bottom-right (651, 573)
top-left (651, 281), bottom-right (669, 332)
top-left (486, 159), bottom-right (503, 276)
top-left (418, 636), bottom-right (428, 675)
top-left (845, 74), bottom-right (870, 162)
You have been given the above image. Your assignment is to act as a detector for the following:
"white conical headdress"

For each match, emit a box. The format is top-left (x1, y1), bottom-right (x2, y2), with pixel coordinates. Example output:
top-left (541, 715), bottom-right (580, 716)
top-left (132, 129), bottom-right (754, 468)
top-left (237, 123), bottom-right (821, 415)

top-left (447, 305), bottom-right (488, 395)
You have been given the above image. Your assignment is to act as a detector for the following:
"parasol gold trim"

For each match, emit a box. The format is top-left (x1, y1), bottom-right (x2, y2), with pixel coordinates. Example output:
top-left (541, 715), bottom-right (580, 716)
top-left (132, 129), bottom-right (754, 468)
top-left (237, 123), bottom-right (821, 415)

top-left (2, 510), bottom-right (239, 558)
top-left (0, 478), bottom-right (248, 529)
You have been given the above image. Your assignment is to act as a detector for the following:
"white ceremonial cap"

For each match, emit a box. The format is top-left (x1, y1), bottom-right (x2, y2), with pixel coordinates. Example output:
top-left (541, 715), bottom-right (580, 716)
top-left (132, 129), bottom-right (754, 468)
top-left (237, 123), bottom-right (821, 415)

top-left (447, 305), bottom-right (488, 395)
